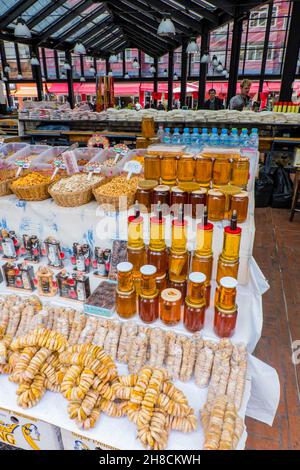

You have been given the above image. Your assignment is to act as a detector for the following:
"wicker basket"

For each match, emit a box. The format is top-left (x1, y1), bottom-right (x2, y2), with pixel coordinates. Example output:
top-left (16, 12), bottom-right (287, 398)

top-left (93, 190), bottom-right (136, 211)
top-left (48, 175), bottom-right (105, 207)
top-left (10, 179), bottom-right (54, 201)
top-left (0, 169), bottom-right (16, 197)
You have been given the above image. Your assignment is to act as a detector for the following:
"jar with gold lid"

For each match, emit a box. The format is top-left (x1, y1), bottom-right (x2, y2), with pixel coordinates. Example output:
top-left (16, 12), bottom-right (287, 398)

top-left (177, 154), bottom-right (195, 183)
top-left (144, 154), bottom-right (160, 181)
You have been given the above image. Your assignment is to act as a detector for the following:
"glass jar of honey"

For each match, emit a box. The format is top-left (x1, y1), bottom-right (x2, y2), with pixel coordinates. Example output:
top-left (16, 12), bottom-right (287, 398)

top-left (160, 155), bottom-right (177, 185)
top-left (207, 189), bottom-right (225, 221)
top-left (160, 288), bottom-right (182, 326)
top-left (148, 215), bottom-right (168, 276)
top-left (142, 116), bottom-right (155, 139)
top-left (117, 262), bottom-right (134, 292)
top-left (127, 214), bottom-right (147, 285)
top-left (187, 272), bottom-right (206, 304)
top-left (216, 256), bottom-right (239, 284)
top-left (190, 188), bottom-right (207, 219)
top-left (194, 156), bottom-right (213, 186)
top-left (191, 256), bottom-right (212, 307)
top-left (144, 154), bottom-right (161, 180)
top-left (231, 158), bottom-right (249, 189)
top-left (156, 273), bottom-right (167, 293)
top-left (169, 251), bottom-right (189, 282)
top-left (138, 265), bottom-right (159, 323)
top-left (136, 180), bottom-right (158, 213)
top-left (230, 191), bottom-right (249, 223)
top-left (168, 279), bottom-right (186, 303)
top-left (152, 185), bottom-right (170, 214)
top-left (184, 298), bottom-right (206, 333)
top-left (177, 154), bottom-right (195, 183)
top-left (222, 225), bottom-right (242, 261)
top-left (170, 187), bottom-right (187, 217)
top-left (214, 277), bottom-right (238, 337)
top-left (148, 248), bottom-right (168, 277)
top-left (213, 158), bottom-right (232, 186)
top-left (116, 289), bottom-right (137, 319)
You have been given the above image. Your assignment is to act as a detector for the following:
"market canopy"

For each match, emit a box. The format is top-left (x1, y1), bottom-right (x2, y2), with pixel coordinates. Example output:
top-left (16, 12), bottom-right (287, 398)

top-left (0, 0), bottom-right (262, 58)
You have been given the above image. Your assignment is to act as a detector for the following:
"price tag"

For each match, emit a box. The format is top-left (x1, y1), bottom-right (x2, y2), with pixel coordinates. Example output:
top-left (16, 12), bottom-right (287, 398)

top-left (15, 158), bottom-right (30, 177)
top-left (84, 162), bottom-right (102, 180)
top-left (123, 160), bottom-right (142, 180)
top-left (51, 157), bottom-right (66, 180)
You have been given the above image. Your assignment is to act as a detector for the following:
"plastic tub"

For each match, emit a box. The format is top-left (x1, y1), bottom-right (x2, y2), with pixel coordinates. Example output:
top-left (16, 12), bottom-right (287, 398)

top-left (87, 148), bottom-right (129, 177)
top-left (6, 144), bottom-right (51, 171)
top-left (0, 142), bottom-right (30, 160)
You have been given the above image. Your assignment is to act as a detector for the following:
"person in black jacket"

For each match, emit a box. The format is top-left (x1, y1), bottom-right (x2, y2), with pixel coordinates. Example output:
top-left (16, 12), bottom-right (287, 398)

top-left (203, 88), bottom-right (224, 110)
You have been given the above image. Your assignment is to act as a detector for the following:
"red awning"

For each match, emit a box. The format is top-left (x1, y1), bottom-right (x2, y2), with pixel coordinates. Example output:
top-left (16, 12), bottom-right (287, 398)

top-left (48, 83), bottom-right (81, 94)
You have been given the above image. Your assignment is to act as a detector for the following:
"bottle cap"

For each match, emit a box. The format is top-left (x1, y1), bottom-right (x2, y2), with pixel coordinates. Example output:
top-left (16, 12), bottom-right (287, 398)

top-left (150, 216), bottom-right (165, 224)
top-left (197, 222), bottom-right (213, 231)
top-left (224, 225), bottom-right (241, 235)
top-left (140, 265), bottom-right (157, 276)
top-left (220, 276), bottom-right (238, 289)
top-left (189, 272), bottom-right (206, 284)
top-left (117, 262), bottom-right (133, 273)
top-left (128, 215), bottom-right (143, 224)
top-left (154, 185), bottom-right (170, 192)
top-left (161, 288), bottom-right (181, 302)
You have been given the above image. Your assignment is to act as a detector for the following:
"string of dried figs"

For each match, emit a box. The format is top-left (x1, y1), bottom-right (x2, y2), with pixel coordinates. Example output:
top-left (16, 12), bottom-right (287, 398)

top-left (114, 366), bottom-right (197, 450)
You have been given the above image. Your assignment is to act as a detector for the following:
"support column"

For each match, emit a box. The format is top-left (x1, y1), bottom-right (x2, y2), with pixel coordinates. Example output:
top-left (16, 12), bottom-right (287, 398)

top-left (168, 51), bottom-right (174, 110)
top-left (0, 40), bottom-right (12, 107)
top-left (41, 48), bottom-right (48, 81)
top-left (227, 12), bottom-right (243, 106)
top-left (138, 50), bottom-right (142, 79)
top-left (15, 43), bottom-right (22, 76)
top-left (153, 57), bottom-right (158, 108)
top-left (198, 24), bottom-right (209, 109)
top-left (258, 1), bottom-right (273, 97)
top-left (279, 1), bottom-right (300, 101)
top-left (105, 57), bottom-right (109, 75)
top-left (32, 45), bottom-right (43, 101)
top-left (122, 51), bottom-right (125, 77)
top-left (66, 51), bottom-right (75, 109)
top-left (180, 37), bottom-right (188, 108)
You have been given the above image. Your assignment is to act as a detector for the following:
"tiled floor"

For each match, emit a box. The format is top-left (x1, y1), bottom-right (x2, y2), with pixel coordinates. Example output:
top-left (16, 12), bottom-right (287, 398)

top-left (245, 207), bottom-right (300, 450)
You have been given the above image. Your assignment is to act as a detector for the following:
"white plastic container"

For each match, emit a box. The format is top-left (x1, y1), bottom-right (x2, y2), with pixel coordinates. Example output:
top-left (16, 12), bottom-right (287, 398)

top-left (0, 143), bottom-right (30, 160)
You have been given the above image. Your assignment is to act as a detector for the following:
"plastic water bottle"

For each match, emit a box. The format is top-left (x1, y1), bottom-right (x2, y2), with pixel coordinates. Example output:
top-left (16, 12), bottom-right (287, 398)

top-left (239, 128), bottom-right (249, 148)
top-left (230, 128), bottom-right (240, 147)
top-left (220, 129), bottom-right (229, 147)
top-left (209, 128), bottom-right (220, 147)
top-left (172, 127), bottom-right (181, 144)
top-left (249, 128), bottom-right (259, 149)
top-left (163, 127), bottom-right (171, 144)
top-left (191, 128), bottom-right (200, 147)
top-left (201, 128), bottom-right (209, 145)
top-left (157, 125), bottom-right (164, 142)
top-left (182, 128), bottom-right (191, 146)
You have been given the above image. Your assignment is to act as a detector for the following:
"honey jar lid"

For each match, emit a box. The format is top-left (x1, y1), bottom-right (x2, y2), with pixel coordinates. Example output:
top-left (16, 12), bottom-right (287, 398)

top-left (171, 186), bottom-right (184, 193)
top-left (161, 288), bottom-right (182, 302)
top-left (220, 277), bottom-right (238, 289)
top-left (208, 189), bottom-right (224, 196)
top-left (154, 185), bottom-right (170, 192)
top-left (128, 215), bottom-right (143, 224)
top-left (197, 222), bottom-right (214, 231)
top-left (140, 264), bottom-right (157, 276)
top-left (156, 273), bottom-right (167, 281)
top-left (189, 272), bottom-right (206, 284)
top-left (191, 188), bottom-right (207, 194)
top-left (180, 153), bottom-right (194, 158)
top-left (138, 180), bottom-right (158, 190)
top-left (234, 190), bottom-right (248, 198)
top-left (178, 182), bottom-right (200, 192)
top-left (195, 155), bottom-right (213, 161)
top-left (150, 216), bottom-right (165, 224)
top-left (185, 297), bottom-right (206, 308)
top-left (117, 262), bottom-right (133, 273)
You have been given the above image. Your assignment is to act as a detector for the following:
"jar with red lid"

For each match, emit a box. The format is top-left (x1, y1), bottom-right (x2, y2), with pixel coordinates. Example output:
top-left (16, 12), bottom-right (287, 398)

top-left (190, 188), bottom-right (207, 219)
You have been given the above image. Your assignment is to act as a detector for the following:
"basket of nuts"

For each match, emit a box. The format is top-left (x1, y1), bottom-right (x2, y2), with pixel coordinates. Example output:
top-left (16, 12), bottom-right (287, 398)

top-left (93, 175), bottom-right (141, 211)
top-left (49, 173), bottom-right (106, 207)
top-left (10, 172), bottom-right (59, 201)
top-left (0, 168), bottom-right (17, 197)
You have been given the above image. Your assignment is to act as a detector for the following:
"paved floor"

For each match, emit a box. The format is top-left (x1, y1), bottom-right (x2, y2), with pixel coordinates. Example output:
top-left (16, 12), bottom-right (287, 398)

top-left (245, 207), bottom-right (300, 450)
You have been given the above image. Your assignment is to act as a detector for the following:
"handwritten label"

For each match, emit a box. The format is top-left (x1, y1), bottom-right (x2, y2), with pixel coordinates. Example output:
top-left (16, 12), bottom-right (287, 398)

top-left (15, 158), bottom-right (30, 177)
top-left (123, 160), bottom-right (142, 180)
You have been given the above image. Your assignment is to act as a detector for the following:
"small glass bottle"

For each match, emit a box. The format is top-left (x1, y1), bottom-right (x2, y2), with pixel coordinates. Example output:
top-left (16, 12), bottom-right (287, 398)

top-left (214, 276), bottom-right (238, 338)
top-left (213, 158), bottom-right (232, 186)
top-left (160, 288), bottom-right (182, 326)
top-left (116, 262), bottom-right (136, 319)
top-left (194, 156), bottom-right (213, 186)
top-left (177, 154), bottom-right (195, 183)
top-left (127, 208), bottom-right (147, 288)
top-left (230, 191), bottom-right (249, 223)
top-left (160, 155), bottom-right (177, 185)
top-left (231, 158), bottom-right (250, 189)
top-left (216, 211), bottom-right (241, 283)
top-left (169, 207), bottom-right (189, 283)
top-left (207, 189), bottom-right (225, 221)
top-left (144, 154), bottom-right (161, 180)
top-left (138, 265), bottom-right (159, 323)
top-left (147, 209), bottom-right (168, 276)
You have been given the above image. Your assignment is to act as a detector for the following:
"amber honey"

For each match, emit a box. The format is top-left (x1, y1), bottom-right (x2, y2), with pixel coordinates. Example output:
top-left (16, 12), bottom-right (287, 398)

top-left (148, 215), bottom-right (168, 276)
top-left (177, 154), bottom-right (195, 183)
top-left (117, 262), bottom-right (134, 292)
top-left (207, 189), bottom-right (225, 221)
top-left (127, 247), bottom-right (147, 281)
top-left (230, 191), bottom-right (249, 223)
top-left (231, 158), bottom-right (250, 188)
top-left (184, 299), bottom-right (206, 333)
top-left (139, 264), bottom-right (157, 297)
top-left (170, 187), bottom-right (187, 217)
top-left (169, 250), bottom-right (189, 282)
top-left (213, 158), bottom-right (232, 186)
top-left (168, 279), bottom-right (186, 303)
top-left (216, 256), bottom-right (239, 284)
top-left (194, 156), bottom-right (213, 186)
top-left (138, 264), bottom-right (159, 323)
top-left (190, 188), bottom-right (207, 219)
top-left (214, 277), bottom-right (238, 337)
top-left (216, 276), bottom-right (238, 309)
top-left (144, 155), bottom-right (161, 180)
top-left (160, 288), bottom-right (182, 326)
top-left (171, 218), bottom-right (187, 252)
top-left (142, 116), bottom-right (155, 139)
top-left (161, 155), bottom-right (177, 185)
top-left (156, 273), bottom-right (167, 293)
top-left (152, 185), bottom-right (170, 214)
top-left (187, 272), bottom-right (206, 304)
top-left (128, 215), bottom-right (144, 249)
top-left (116, 289), bottom-right (136, 319)
top-left (195, 221), bottom-right (213, 257)
top-left (222, 226), bottom-right (242, 261)
top-left (136, 180), bottom-right (158, 213)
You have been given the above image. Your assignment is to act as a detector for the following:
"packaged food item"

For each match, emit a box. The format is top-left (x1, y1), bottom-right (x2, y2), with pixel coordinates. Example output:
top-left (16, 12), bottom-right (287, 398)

top-left (0, 230), bottom-right (21, 260)
top-left (177, 154), bottom-right (195, 183)
top-left (93, 247), bottom-right (111, 277)
top-left (207, 189), bottom-right (225, 221)
top-left (184, 273), bottom-right (207, 332)
top-left (136, 179), bottom-right (158, 212)
top-left (160, 288), bottom-right (182, 326)
top-left (22, 234), bottom-right (41, 263)
top-left (43, 237), bottom-right (64, 268)
top-left (127, 207), bottom-right (147, 290)
top-left (84, 281), bottom-right (116, 317)
top-left (169, 207), bottom-right (188, 283)
top-left (161, 155), bottom-right (177, 185)
top-left (2, 262), bottom-right (35, 291)
top-left (212, 158), bottom-right (232, 186)
top-left (152, 185), bottom-right (170, 214)
top-left (214, 277), bottom-right (238, 338)
top-left (231, 158), bottom-right (249, 189)
top-left (35, 266), bottom-right (58, 296)
top-left (144, 154), bottom-right (161, 180)
top-left (190, 188), bottom-right (207, 219)
top-left (194, 156), bottom-right (213, 186)
top-left (108, 240), bottom-right (128, 281)
top-left (147, 206), bottom-right (168, 277)
top-left (71, 243), bottom-right (92, 273)
top-left (57, 270), bottom-right (91, 302)
top-left (170, 187), bottom-right (188, 217)
top-left (230, 191), bottom-right (249, 223)
top-left (216, 211), bottom-right (241, 283)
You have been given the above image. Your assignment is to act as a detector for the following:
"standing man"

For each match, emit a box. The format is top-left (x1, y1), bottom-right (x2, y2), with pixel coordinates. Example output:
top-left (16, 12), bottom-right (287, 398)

top-left (203, 88), bottom-right (224, 110)
top-left (229, 79), bottom-right (252, 111)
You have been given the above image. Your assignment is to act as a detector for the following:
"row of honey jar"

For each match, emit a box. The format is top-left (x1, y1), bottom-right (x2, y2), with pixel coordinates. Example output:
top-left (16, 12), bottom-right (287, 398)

top-left (136, 183), bottom-right (249, 222)
top-left (144, 154), bottom-right (250, 188)
top-left (115, 261), bottom-right (238, 338)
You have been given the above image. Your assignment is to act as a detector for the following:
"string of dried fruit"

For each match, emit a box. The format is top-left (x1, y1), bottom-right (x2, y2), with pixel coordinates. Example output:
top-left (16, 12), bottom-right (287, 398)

top-left (194, 340), bottom-right (217, 388)
top-left (78, 316), bottom-right (99, 344)
top-left (92, 319), bottom-right (108, 348)
top-left (128, 333), bottom-right (148, 374)
top-left (201, 395), bottom-right (244, 450)
top-left (60, 343), bottom-right (121, 430)
top-left (117, 321), bottom-right (138, 363)
top-left (206, 340), bottom-right (232, 409)
top-left (103, 321), bottom-right (121, 360)
top-left (68, 311), bottom-right (86, 345)
top-left (179, 336), bottom-right (196, 383)
top-left (226, 343), bottom-right (247, 411)
top-left (148, 328), bottom-right (166, 368)
top-left (165, 332), bottom-right (182, 381)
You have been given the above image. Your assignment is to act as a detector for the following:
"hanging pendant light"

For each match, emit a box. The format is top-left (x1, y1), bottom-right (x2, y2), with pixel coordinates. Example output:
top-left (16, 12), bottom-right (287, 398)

top-left (80, 76), bottom-right (86, 82)
top-left (30, 55), bottom-right (40, 66)
top-left (150, 64), bottom-right (156, 74)
top-left (63, 61), bottom-right (71, 71)
top-left (89, 65), bottom-right (96, 75)
top-left (186, 38), bottom-right (199, 54)
top-left (163, 69), bottom-right (168, 77)
top-left (109, 53), bottom-right (118, 63)
top-left (4, 65), bottom-right (10, 74)
top-left (216, 61), bottom-right (223, 72)
top-left (200, 53), bottom-right (210, 64)
top-left (124, 72), bottom-right (130, 79)
top-left (108, 70), bottom-right (113, 77)
top-left (157, 14), bottom-right (176, 37)
top-left (174, 72), bottom-right (178, 81)
top-left (74, 42), bottom-right (86, 55)
top-left (17, 73), bottom-right (23, 80)
top-left (132, 57), bottom-right (139, 69)
top-left (211, 55), bottom-right (218, 67)
top-left (14, 17), bottom-right (31, 38)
